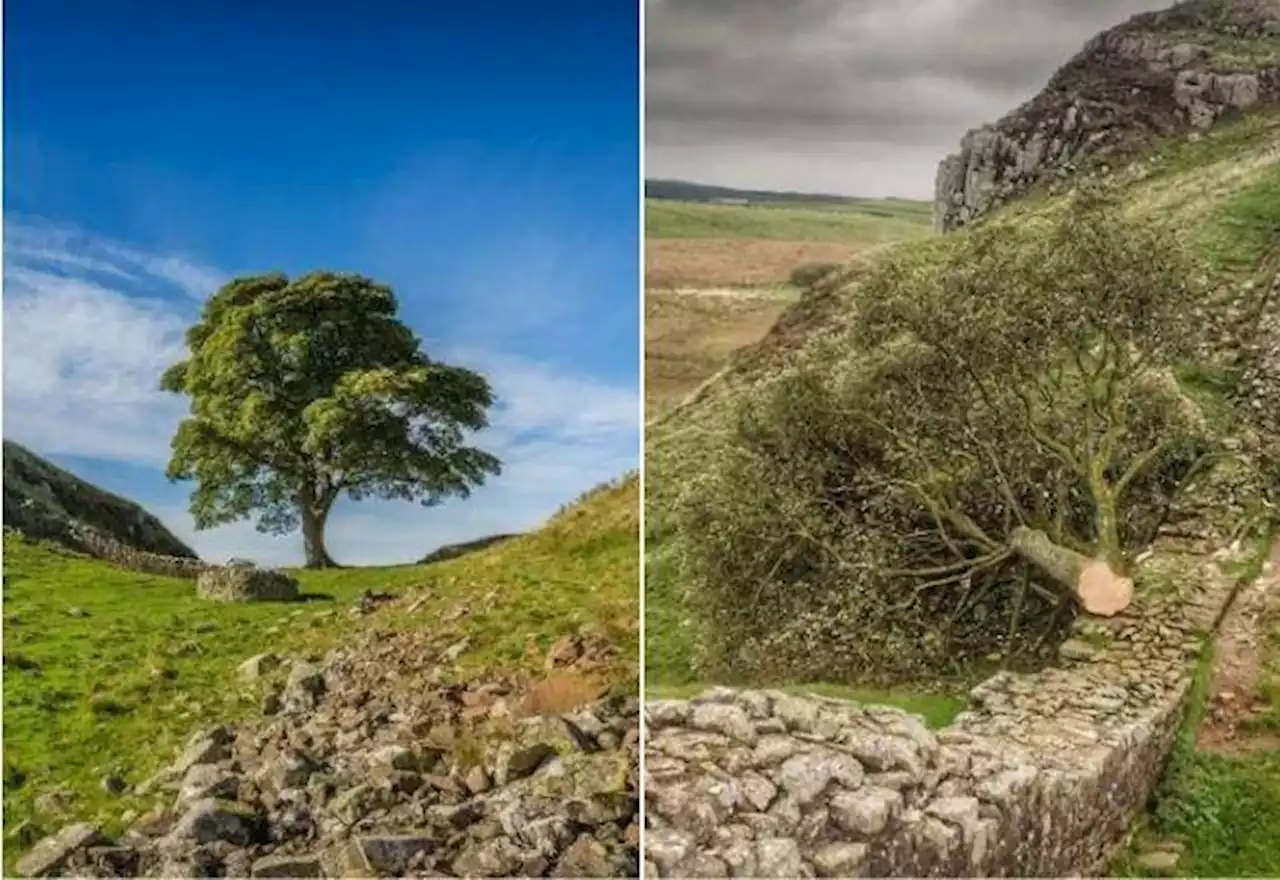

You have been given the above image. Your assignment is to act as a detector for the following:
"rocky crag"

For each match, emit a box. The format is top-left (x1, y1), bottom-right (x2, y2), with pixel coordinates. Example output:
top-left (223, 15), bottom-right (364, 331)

top-left (643, 492), bottom-right (1256, 877)
top-left (18, 624), bottom-right (640, 878)
top-left (934, 0), bottom-right (1280, 231)
top-left (3, 439), bottom-right (198, 561)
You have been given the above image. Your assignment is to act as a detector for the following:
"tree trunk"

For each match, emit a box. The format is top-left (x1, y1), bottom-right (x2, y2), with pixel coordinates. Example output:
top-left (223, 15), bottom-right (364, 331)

top-left (1009, 526), bottom-right (1132, 616)
top-left (300, 503), bottom-right (338, 569)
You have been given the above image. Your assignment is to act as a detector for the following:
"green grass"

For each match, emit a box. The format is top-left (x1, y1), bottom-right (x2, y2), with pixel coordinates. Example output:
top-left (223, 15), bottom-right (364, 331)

top-left (1111, 747), bottom-right (1280, 878)
top-left (642, 537), bottom-right (703, 686)
top-left (645, 198), bottom-right (933, 242)
top-left (2, 477), bottom-right (638, 872)
top-left (1112, 528), bottom-right (1280, 878)
top-left (1111, 637), bottom-right (1280, 878)
top-left (1194, 160), bottom-right (1280, 275)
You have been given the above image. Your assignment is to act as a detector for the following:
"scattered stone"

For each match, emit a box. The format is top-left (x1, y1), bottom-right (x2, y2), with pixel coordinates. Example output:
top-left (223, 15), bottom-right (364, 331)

top-left (261, 690), bottom-right (282, 715)
top-left (495, 742), bottom-right (557, 784)
top-left (26, 627), bottom-right (639, 878)
top-left (168, 798), bottom-right (255, 845)
top-left (281, 662), bottom-right (326, 713)
top-left (16, 823), bottom-right (102, 877)
top-left (99, 775), bottom-right (127, 796)
top-left (442, 637), bottom-right (471, 662)
top-left (250, 853), bottom-right (324, 877)
top-left (465, 764), bottom-right (492, 794)
top-left (175, 725), bottom-right (234, 773)
top-left (238, 652), bottom-right (282, 681)
top-left (354, 835), bottom-right (436, 875)
top-left (33, 789), bottom-right (74, 815)
top-left (812, 841), bottom-right (869, 877)
top-left (553, 833), bottom-right (621, 877)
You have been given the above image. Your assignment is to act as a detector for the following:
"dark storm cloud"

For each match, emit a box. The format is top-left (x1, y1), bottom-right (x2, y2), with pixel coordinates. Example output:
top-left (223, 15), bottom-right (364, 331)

top-left (646, 0), bottom-right (1173, 197)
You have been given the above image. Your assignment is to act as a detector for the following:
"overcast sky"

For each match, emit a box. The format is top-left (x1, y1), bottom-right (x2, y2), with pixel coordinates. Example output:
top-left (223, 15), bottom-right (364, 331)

top-left (646, 0), bottom-right (1173, 199)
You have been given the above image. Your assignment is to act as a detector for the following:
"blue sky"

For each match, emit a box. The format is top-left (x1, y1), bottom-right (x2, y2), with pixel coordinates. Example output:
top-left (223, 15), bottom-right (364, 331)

top-left (3, 1), bottom-right (640, 565)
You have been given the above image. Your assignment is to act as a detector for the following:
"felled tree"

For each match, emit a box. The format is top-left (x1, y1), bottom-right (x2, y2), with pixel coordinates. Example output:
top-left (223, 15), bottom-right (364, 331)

top-left (161, 272), bottom-right (501, 568)
top-left (675, 188), bottom-right (1219, 680)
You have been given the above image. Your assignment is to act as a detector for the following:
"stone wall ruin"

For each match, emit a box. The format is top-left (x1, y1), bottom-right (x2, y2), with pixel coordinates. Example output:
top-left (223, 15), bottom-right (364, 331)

top-left (643, 538), bottom-right (1243, 877)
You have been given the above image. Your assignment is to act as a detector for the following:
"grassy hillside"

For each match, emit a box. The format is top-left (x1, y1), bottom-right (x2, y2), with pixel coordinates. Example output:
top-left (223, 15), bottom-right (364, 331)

top-left (646, 106), bottom-right (1280, 688)
top-left (2, 475), bottom-right (638, 870)
top-left (3, 440), bottom-right (197, 559)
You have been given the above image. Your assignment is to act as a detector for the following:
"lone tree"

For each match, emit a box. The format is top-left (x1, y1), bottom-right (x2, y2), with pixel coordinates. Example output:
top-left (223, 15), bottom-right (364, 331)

top-left (161, 272), bottom-right (501, 568)
top-left (675, 188), bottom-right (1222, 681)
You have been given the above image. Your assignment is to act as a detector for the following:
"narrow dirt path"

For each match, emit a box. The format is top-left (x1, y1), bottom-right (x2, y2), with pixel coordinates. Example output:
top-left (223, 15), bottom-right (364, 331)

top-left (1196, 534), bottom-right (1280, 755)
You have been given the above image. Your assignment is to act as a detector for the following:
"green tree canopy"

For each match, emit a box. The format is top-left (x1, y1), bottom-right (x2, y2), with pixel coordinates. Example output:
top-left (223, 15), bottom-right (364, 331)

top-left (674, 188), bottom-right (1223, 682)
top-left (161, 271), bottom-right (501, 568)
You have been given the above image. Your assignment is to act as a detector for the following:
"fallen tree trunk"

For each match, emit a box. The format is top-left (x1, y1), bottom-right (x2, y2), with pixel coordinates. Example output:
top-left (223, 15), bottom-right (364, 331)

top-left (1010, 526), bottom-right (1133, 616)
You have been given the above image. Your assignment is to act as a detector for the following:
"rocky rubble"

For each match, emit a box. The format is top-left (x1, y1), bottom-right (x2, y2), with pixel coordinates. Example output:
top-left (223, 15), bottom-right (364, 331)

top-left (934, 0), bottom-right (1280, 231)
top-left (20, 628), bottom-right (639, 878)
top-left (644, 528), bottom-right (1248, 877)
top-left (1240, 272), bottom-right (1280, 437)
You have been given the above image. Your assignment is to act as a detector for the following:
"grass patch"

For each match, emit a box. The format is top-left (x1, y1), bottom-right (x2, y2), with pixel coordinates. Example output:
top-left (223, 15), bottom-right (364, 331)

top-left (1111, 741), bottom-right (1280, 878)
top-left (645, 199), bottom-right (932, 243)
top-left (643, 538), bottom-right (703, 686)
top-left (1, 477), bottom-right (638, 872)
top-left (1112, 526), bottom-right (1280, 878)
top-left (1194, 160), bottom-right (1280, 275)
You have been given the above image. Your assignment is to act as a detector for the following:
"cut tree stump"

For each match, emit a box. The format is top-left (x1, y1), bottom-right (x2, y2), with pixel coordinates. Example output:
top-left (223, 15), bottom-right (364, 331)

top-left (1010, 527), bottom-right (1133, 616)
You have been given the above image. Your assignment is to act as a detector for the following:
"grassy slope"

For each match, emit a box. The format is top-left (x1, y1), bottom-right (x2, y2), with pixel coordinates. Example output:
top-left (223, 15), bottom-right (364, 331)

top-left (1112, 530), bottom-right (1280, 878)
top-left (2, 476), bottom-right (638, 869)
top-left (644, 108), bottom-right (1280, 720)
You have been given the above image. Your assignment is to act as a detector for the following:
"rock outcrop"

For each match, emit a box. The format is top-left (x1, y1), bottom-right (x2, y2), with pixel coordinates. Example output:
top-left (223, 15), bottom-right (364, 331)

top-left (4, 440), bottom-right (198, 559)
top-left (644, 526), bottom-right (1249, 877)
top-left (20, 626), bottom-right (640, 878)
top-left (934, 0), bottom-right (1280, 231)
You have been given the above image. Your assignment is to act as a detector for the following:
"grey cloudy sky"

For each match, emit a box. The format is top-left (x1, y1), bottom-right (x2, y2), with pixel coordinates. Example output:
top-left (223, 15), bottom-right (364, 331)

top-left (646, 0), bottom-right (1173, 198)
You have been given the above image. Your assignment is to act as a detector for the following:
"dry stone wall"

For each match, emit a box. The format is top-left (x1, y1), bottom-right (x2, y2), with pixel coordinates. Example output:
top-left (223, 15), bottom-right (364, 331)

top-left (196, 566), bottom-right (300, 602)
top-left (63, 522), bottom-right (303, 604)
top-left (65, 522), bottom-right (210, 580)
top-left (934, 0), bottom-right (1280, 231)
top-left (644, 538), bottom-right (1243, 878)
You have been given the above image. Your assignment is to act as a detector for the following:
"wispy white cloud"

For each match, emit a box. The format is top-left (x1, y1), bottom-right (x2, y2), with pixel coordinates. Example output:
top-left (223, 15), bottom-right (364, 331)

top-left (2, 217), bottom-right (638, 566)
top-left (4, 216), bottom-right (228, 300)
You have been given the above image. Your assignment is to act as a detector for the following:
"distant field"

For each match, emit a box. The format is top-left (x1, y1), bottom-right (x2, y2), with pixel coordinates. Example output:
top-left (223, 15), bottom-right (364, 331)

top-left (645, 198), bottom-right (933, 241)
top-left (1, 477), bottom-right (638, 872)
top-left (644, 198), bottom-right (932, 290)
top-left (643, 194), bottom-right (934, 414)
top-left (645, 288), bottom-right (798, 418)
